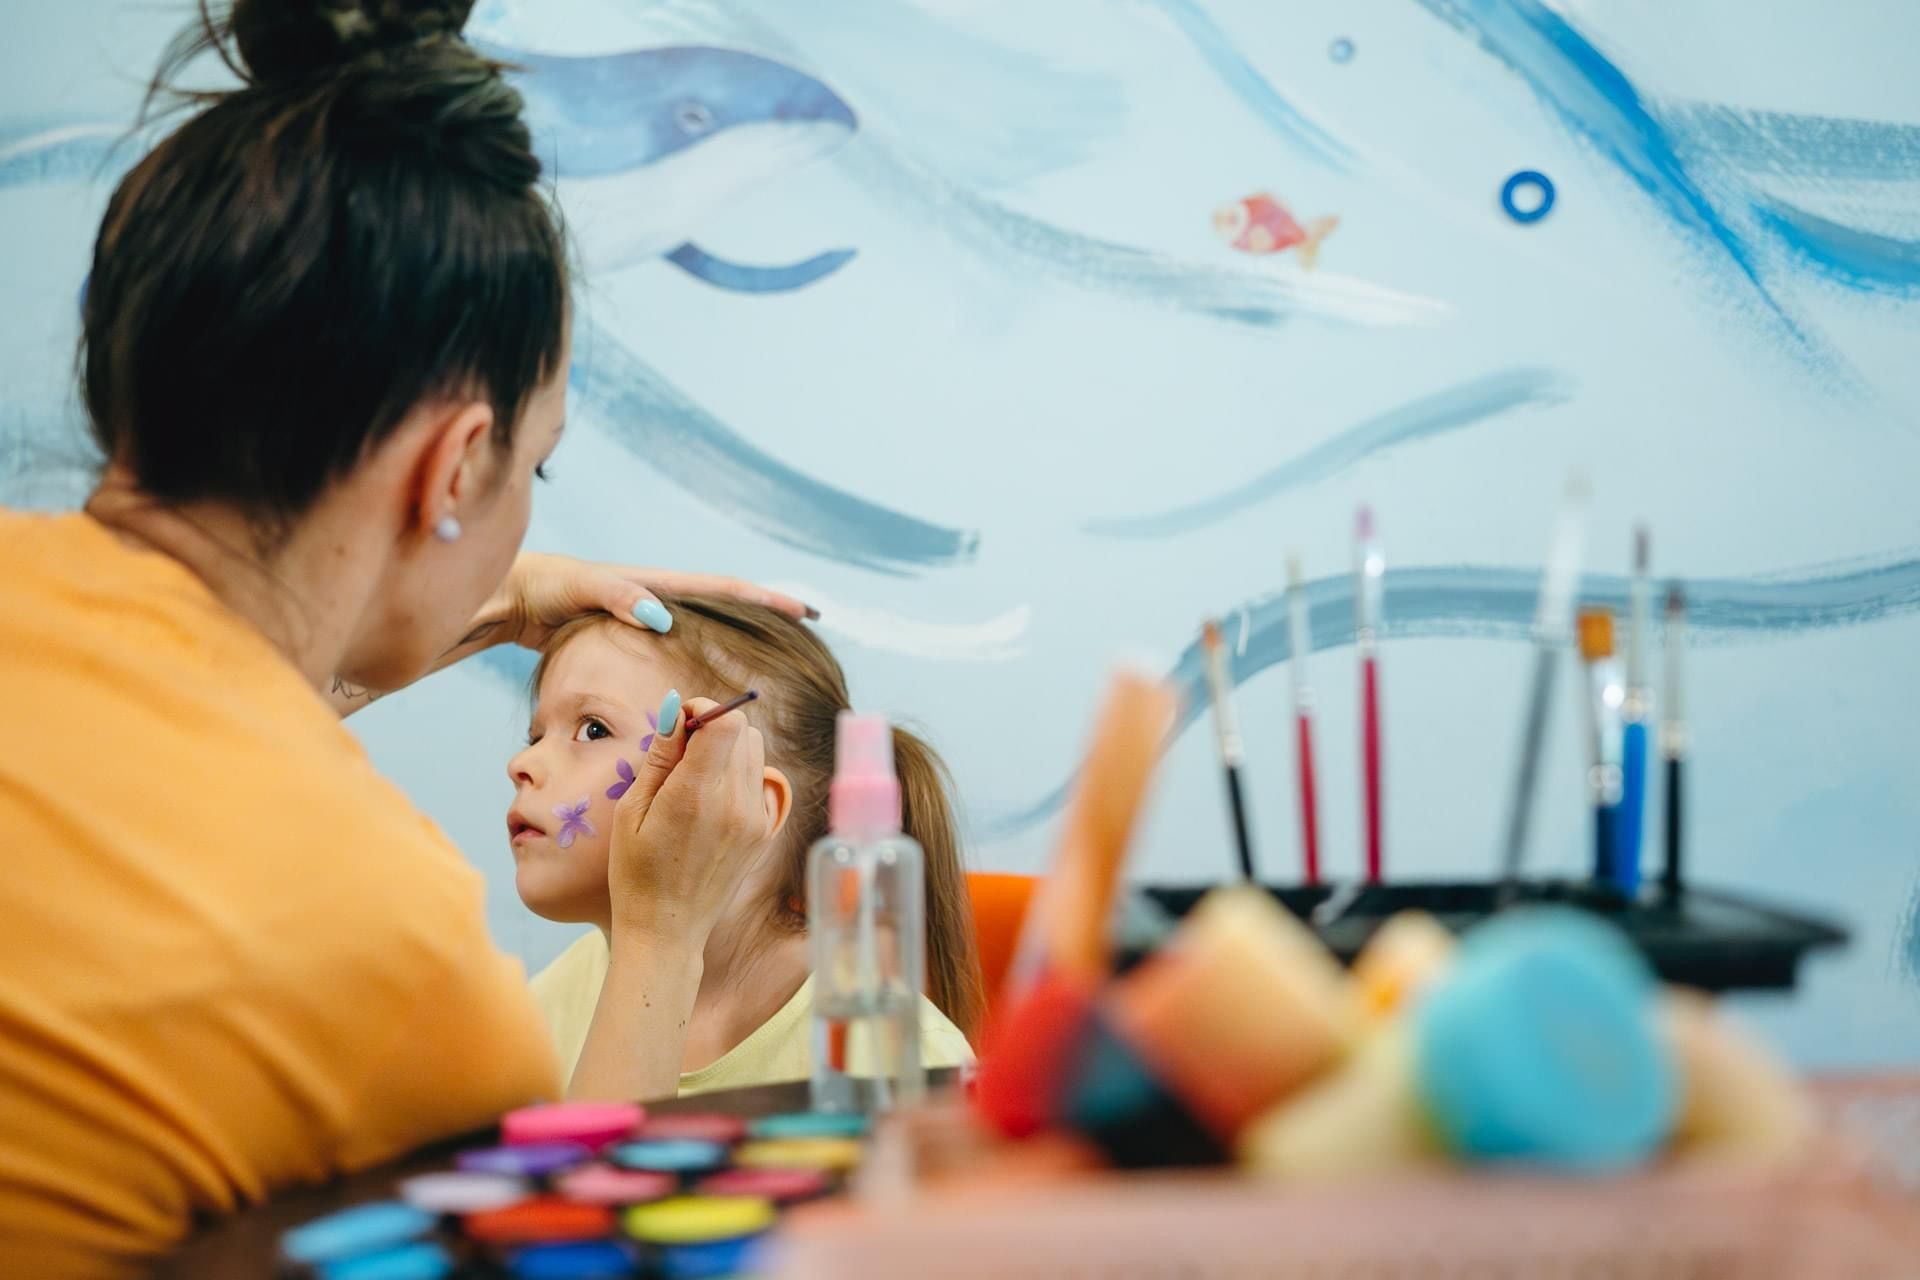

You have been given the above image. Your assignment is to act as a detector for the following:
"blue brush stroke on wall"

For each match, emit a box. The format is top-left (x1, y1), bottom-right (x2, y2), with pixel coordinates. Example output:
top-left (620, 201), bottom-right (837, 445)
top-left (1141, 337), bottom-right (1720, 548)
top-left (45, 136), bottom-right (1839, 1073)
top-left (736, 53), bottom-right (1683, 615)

top-left (1753, 198), bottom-right (1920, 298)
top-left (986, 550), bottom-right (1920, 835)
top-left (1412, 0), bottom-right (1825, 359)
top-left (663, 243), bottom-right (857, 293)
top-left (1084, 367), bottom-right (1573, 539)
top-left (0, 124), bottom-right (137, 190)
top-left (1904, 878), bottom-right (1920, 984)
top-left (1135, 0), bottom-right (1356, 171)
top-left (572, 319), bottom-right (980, 576)
top-left (1657, 103), bottom-right (1920, 184)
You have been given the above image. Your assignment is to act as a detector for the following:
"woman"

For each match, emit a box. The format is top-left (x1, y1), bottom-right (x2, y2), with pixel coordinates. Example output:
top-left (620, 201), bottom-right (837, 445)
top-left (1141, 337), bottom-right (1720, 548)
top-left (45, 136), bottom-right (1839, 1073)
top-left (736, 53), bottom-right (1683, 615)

top-left (0, 1), bottom-right (798, 1273)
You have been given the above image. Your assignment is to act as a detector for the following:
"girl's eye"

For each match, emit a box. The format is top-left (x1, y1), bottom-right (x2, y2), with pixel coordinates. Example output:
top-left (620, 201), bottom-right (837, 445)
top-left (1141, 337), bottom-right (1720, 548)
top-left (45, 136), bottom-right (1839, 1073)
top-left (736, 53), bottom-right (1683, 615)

top-left (573, 718), bottom-right (612, 743)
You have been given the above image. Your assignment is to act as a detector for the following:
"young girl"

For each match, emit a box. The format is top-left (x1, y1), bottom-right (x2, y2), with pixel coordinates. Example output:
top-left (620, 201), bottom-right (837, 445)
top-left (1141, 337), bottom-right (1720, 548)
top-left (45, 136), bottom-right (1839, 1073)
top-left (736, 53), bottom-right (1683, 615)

top-left (508, 596), bottom-right (983, 1094)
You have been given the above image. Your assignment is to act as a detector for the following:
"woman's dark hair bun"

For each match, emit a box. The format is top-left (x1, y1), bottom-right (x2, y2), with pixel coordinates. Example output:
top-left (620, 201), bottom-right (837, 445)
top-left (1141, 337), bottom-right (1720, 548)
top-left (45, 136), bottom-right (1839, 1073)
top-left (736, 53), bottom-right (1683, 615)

top-left (90, 0), bottom-right (566, 522)
top-left (228, 0), bottom-right (476, 83)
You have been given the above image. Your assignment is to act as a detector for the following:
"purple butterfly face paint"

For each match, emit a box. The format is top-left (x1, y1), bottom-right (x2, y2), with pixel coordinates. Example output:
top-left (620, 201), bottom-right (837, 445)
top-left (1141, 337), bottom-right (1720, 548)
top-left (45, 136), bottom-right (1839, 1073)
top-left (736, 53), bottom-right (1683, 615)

top-left (553, 797), bottom-right (595, 849)
top-left (607, 759), bottom-right (636, 802)
top-left (638, 710), bottom-right (660, 754)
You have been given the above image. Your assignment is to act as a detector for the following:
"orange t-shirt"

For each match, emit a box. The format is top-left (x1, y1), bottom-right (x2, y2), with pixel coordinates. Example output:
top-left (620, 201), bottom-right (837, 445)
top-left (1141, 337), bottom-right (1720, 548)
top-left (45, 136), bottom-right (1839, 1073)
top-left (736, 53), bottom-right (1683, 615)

top-left (0, 510), bottom-right (560, 1278)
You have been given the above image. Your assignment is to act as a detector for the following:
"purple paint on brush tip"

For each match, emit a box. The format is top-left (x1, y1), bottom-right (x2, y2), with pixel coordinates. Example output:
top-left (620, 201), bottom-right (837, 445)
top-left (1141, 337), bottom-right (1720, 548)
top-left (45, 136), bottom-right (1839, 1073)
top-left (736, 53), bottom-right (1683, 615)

top-left (1356, 504), bottom-right (1375, 540)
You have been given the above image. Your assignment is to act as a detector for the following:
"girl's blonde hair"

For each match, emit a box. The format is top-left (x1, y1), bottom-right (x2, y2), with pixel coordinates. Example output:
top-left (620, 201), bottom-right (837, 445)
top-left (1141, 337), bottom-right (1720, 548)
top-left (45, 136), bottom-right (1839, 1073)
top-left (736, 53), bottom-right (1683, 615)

top-left (533, 598), bottom-right (985, 1039)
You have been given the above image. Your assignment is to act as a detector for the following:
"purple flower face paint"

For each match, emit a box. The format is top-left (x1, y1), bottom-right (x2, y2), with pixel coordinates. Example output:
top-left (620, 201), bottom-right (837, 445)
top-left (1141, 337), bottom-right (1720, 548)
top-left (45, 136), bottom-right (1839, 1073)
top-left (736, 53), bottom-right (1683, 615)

top-left (553, 797), bottom-right (595, 849)
top-left (638, 710), bottom-right (660, 754)
top-left (607, 759), bottom-right (636, 802)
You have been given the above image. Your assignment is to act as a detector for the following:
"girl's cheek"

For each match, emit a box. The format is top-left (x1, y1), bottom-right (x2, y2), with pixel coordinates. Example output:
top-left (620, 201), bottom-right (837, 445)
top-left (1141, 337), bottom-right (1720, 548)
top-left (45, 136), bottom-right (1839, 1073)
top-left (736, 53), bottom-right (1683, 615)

top-left (575, 832), bottom-right (615, 880)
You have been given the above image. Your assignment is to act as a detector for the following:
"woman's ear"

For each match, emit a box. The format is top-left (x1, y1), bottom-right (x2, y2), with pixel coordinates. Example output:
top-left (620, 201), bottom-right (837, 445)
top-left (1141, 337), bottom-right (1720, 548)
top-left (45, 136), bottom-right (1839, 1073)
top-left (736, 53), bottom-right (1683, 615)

top-left (410, 399), bottom-right (496, 538)
top-left (762, 766), bottom-right (795, 839)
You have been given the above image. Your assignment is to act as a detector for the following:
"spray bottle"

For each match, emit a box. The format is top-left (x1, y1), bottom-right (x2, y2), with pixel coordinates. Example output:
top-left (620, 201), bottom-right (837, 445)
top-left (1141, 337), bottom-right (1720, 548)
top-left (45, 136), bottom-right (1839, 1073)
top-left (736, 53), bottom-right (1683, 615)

top-left (807, 712), bottom-right (926, 1113)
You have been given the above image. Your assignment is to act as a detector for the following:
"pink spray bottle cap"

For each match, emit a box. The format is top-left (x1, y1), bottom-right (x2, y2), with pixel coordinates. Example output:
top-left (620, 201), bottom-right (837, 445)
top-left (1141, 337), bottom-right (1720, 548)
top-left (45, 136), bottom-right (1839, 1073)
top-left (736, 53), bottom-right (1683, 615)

top-left (828, 711), bottom-right (901, 835)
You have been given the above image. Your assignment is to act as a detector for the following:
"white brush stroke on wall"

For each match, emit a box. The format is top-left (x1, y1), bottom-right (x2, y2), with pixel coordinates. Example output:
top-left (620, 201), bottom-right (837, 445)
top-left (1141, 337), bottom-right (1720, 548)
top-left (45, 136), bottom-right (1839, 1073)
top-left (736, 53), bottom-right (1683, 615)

top-left (770, 584), bottom-right (1032, 663)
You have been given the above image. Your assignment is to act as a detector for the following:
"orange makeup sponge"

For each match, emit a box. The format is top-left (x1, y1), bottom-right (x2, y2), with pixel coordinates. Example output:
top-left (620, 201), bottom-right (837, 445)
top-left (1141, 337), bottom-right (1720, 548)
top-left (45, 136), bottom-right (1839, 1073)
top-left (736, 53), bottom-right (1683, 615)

top-left (1106, 887), bottom-right (1354, 1141)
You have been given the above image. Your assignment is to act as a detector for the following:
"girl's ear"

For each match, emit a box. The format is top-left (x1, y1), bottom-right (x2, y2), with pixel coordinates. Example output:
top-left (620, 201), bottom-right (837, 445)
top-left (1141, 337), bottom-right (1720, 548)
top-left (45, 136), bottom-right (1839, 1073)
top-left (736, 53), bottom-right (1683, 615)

top-left (762, 766), bottom-right (794, 838)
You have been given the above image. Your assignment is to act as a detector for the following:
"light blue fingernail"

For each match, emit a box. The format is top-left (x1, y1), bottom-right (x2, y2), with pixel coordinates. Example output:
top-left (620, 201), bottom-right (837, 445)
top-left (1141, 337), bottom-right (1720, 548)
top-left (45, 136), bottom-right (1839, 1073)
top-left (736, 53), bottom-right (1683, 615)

top-left (657, 689), bottom-right (681, 738)
top-left (632, 599), bottom-right (673, 633)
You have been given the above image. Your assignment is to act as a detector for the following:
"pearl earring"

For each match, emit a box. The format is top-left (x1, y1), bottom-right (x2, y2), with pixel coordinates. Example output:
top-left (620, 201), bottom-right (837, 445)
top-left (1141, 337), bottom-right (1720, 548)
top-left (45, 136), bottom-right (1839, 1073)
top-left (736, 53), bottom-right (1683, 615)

top-left (434, 515), bottom-right (463, 543)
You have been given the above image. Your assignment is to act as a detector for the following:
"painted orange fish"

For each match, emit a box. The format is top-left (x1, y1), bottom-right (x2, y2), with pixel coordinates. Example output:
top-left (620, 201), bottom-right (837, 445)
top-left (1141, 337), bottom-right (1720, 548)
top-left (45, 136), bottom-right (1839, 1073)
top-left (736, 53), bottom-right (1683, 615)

top-left (1213, 193), bottom-right (1339, 268)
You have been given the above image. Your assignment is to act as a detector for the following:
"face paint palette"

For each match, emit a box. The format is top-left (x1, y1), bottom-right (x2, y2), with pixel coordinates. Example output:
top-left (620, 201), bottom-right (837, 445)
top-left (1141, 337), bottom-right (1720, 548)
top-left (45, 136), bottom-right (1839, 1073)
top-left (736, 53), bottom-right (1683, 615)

top-left (280, 1106), bottom-right (862, 1278)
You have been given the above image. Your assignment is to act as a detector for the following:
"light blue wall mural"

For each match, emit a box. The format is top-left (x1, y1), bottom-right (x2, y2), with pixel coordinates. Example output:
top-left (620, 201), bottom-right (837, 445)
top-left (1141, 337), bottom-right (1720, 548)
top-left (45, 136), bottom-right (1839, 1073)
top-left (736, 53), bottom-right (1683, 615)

top-left (5, 0), bottom-right (1918, 1068)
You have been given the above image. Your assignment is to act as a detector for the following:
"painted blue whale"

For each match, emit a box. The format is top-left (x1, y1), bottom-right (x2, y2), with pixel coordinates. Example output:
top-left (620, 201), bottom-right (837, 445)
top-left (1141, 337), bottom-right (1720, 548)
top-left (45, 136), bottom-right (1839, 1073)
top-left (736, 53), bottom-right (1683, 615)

top-left (486, 41), bottom-right (860, 293)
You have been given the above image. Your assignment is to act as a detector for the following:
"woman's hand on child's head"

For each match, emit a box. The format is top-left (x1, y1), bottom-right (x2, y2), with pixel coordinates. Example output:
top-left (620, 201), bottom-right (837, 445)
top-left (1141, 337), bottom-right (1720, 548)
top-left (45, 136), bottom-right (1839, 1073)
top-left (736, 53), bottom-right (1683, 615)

top-left (485, 553), bottom-right (817, 653)
top-left (604, 692), bottom-right (773, 950)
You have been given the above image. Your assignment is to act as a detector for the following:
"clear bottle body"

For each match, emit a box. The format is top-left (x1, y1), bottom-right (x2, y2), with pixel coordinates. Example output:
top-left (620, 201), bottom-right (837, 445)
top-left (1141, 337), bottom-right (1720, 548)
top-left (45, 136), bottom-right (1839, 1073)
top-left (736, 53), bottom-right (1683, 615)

top-left (807, 831), bottom-right (926, 1113)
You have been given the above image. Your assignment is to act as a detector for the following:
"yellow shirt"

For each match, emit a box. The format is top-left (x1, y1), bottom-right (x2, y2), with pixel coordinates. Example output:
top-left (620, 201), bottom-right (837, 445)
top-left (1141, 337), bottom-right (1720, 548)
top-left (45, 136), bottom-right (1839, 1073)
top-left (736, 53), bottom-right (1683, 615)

top-left (531, 929), bottom-right (974, 1094)
top-left (0, 511), bottom-right (561, 1279)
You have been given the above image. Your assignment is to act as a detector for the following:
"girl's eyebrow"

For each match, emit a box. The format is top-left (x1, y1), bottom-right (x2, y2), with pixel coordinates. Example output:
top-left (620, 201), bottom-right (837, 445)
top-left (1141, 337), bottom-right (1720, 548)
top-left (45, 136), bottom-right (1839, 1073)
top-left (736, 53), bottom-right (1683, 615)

top-left (532, 690), bottom-right (631, 725)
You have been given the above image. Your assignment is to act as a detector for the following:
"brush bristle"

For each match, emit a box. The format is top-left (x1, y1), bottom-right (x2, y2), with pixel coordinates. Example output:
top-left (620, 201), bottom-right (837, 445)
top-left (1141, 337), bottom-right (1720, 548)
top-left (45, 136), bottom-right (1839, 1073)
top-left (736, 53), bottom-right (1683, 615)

top-left (1635, 526), bottom-right (1650, 572)
top-left (1666, 583), bottom-right (1685, 614)
top-left (1041, 670), bottom-right (1180, 980)
top-left (1577, 607), bottom-right (1616, 660)
top-left (1286, 552), bottom-right (1303, 587)
top-left (1202, 618), bottom-right (1223, 650)
top-left (1355, 505), bottom-right (1374, 541)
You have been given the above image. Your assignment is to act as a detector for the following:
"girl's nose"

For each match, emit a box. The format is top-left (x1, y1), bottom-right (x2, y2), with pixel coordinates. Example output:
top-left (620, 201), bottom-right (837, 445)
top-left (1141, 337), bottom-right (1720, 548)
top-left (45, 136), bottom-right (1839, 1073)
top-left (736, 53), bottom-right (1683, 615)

top-left (507, 741), bottom-right (545, 788)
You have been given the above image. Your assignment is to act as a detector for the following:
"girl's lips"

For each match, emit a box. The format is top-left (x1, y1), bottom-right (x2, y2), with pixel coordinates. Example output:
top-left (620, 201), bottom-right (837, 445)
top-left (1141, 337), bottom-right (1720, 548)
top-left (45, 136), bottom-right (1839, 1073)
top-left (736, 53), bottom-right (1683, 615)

top-left (508, 813), bottom-right (546, 843)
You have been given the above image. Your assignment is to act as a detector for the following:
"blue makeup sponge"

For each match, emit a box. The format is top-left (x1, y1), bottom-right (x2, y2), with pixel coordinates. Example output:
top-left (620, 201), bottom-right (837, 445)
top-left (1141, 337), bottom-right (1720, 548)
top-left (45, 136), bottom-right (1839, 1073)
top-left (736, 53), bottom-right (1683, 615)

top-left (1413, 909), bottom-right (1677, 1171)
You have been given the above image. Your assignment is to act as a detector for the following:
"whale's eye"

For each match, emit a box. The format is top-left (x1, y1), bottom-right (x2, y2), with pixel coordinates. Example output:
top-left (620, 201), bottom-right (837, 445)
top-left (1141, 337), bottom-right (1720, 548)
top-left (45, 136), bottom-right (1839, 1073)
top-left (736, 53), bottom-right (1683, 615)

top-left (675, 101), bottom-right (715, 134)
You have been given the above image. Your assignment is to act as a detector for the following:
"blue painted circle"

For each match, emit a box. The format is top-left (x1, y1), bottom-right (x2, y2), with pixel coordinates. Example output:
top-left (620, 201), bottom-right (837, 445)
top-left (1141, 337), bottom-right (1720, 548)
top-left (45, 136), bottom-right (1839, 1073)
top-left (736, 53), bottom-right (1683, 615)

top-left (279, 1202), bottom-right (435, 1266)
top-left (748, 1111), bottom-right (870, 1140)
top-left (608, 1138), bottom-right (729, 1173)
top-left (659, 1234), bottom-right (767, 1280)
top-left (510, 1240), bottom-right (637, 1279)
top-left (321, 1242), bottom-right (454, 1280)
top-left (1329, 37), bottom-right (1355, 63)
top-left (1501, 170), bottom-right (1556, 223)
